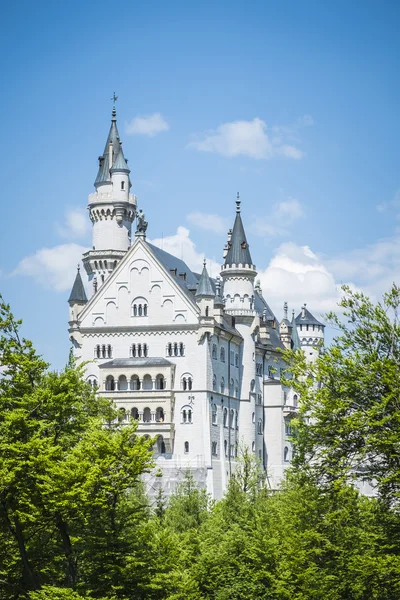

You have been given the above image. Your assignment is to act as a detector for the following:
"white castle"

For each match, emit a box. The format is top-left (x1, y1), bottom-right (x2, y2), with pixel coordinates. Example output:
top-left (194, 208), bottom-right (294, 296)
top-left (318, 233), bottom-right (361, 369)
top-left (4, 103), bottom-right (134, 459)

top-left (68, 105), bottom-right (324, 499)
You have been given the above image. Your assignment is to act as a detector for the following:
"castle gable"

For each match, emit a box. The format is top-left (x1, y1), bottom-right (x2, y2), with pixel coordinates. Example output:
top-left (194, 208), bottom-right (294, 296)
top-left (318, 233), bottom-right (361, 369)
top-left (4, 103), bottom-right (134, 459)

top-left (78, 238), bottom-right (200, 330)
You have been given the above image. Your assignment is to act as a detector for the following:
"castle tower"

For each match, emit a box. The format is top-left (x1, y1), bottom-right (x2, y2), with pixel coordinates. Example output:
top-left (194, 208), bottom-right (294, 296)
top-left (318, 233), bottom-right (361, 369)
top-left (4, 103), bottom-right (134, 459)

top-left (195, 260), bottom-right (215, 318)
top-left (295, 304), bottom-right (325, 362)
top-left (220, 194), bottom-right (257, 451)
top-left (279, 302), bottom-right (293, 349)
top-left (68, 266), bottom-right (87, 346)
top-left (82, 104), bottom-right (136, 293)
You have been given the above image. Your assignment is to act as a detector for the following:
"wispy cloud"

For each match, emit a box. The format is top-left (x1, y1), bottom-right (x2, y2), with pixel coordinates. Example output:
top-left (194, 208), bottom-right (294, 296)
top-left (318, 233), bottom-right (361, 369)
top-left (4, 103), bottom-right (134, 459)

top-left (126, 113), bottom-right (169, 137)
top-left (56, 208), bottom-right (90, 239)
top-left (253, 197), bottom-right (305, 237)
top-left (13, 243), bottom-right (88, 292)
top-left (188, 116), bottom-right (310, 160)
top-left (186, 212), bottom-right (229, 235)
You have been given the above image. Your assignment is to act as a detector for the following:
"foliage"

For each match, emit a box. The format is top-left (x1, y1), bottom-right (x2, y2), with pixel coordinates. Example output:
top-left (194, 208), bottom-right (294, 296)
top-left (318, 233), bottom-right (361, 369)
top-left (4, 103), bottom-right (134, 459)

top-left (283, 284), bottom-right (400, 505)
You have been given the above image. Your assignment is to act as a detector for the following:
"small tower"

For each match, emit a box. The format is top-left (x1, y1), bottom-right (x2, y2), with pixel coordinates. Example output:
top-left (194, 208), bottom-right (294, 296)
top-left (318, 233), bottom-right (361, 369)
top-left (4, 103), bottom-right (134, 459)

top-left (213, 277), bottom-right (225, 324)
top-left (82, 103), bottom-right (136, 294)
top-left (279, 302), bottom-right (293, 349)
top-left (295, 303), bottom-right (325, 362)
top-left (68, 266), bottom-right (87, 345)
top-left (195, 260), bottom-right (215, 318)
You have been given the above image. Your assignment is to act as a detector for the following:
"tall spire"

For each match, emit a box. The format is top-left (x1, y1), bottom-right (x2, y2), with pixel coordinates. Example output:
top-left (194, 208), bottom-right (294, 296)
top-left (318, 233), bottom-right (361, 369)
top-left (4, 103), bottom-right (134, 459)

top-left (94, 103), bottom-right (122, 187)
top-left (224, 193), bottom-right (253, 267)
top-left (68, 266), bottom-right (88, 304)
top-left (196, 260), bottom-right (214, 297)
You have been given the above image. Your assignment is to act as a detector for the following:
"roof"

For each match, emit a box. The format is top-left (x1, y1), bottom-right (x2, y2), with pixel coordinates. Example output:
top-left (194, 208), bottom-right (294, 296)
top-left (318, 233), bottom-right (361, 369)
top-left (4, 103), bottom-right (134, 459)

top-left (295, 306), bottom-right (325, 328)
top-left (68, 269), bottom-right (87, 304)
top-left (224, 200), bottom-right (253, 267)
top-left (110, 147), bottom-right (130, 173)
top-left (99, 357), bottom-right (173, 369)
top-left (94, 107), bottom-right (122, 187)
top-left (291, 313), bottom-right (301, 350)
top-left (196, 262), bottom-right (215, 297)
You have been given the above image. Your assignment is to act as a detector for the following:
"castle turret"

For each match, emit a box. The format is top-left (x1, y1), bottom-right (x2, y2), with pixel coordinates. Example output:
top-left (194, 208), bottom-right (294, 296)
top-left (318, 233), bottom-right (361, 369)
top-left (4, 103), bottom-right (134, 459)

top-left (295, 303), bottom-right (325, 362)
top-left (196, 260), bottom-right (215, 319)
top-left (68, 266), bottom-right (87, 344)
top-left (82, 104), bottom-right (136, 293)
top-left (279, 302), bottom-right (293, 349)
top-left (220, 195), bottom-right (257, 453)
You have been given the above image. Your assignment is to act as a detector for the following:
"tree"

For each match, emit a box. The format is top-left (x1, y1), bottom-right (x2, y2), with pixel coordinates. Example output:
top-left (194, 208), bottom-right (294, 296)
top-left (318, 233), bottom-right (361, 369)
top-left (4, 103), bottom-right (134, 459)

top-left (285, 284), bottom-right (400, 505)
top-left (0, 296), bottom-right (154, 597)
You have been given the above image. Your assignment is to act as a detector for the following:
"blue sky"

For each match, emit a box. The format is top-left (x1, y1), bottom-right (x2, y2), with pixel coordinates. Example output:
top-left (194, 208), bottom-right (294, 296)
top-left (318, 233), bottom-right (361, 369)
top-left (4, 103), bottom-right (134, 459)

top-left (1, 0), bottom-right (399, 370)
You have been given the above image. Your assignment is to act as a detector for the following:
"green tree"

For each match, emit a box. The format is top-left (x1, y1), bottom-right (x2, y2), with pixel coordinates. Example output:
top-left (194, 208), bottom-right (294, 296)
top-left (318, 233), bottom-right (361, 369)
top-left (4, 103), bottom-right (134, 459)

top-left (286, 284), bottom-right (400, 505)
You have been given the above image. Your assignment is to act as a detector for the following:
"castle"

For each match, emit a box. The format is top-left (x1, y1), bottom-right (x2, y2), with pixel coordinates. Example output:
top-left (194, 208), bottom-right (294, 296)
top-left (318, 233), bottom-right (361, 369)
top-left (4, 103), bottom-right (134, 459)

top-left (68, 105), bottom-right (324, 499)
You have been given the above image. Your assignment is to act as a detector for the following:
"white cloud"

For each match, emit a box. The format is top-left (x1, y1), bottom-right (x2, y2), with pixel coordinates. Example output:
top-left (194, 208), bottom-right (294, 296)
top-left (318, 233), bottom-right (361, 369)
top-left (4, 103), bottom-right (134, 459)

top-left (13, 244), bottom-right (88, 292)
top-left (186, 212), bottom-right (229, 235)
top-left (56, 208), bottom-right (90, 239)
top-left (189, 118), bottom-right (303, 160)
top-left (257, 242), bottom-right (343, 318)
top-left (253, 197), bottom-right (305, 237)
top-left (126, 113), bottom-right (169, 137)
top-left (298, 114), bottom-right (314, 127)
top-left (149, 226), bottom-right (221, 278)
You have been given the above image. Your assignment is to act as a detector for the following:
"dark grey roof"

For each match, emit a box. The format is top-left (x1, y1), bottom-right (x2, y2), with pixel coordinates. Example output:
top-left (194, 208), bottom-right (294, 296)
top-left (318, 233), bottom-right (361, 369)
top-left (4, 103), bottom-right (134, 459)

top-left (295, 306), bottom-right (325, 328)
top-left (68, 269), bottom-right (87, 304)
top-left (94, 107), bottom-right (122, 187)
top-left (196, 263), bottom-right (214, 297)
top-left (99, 357), bottom-right (173, 369)
top-left (214, 278), bottom-right (224, 308)
top-left (254, 292), bottom-right (275, 320)
top-left (110, 147), bottom-right (130, 173)
top-left (291, 313), bottom-right (301, 350)
top-left (224, 204), bottom-right (253, 267)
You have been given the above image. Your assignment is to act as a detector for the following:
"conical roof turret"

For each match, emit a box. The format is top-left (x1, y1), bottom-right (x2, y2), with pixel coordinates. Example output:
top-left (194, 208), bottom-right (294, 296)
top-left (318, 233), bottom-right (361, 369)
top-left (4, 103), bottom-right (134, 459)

top-left (68, 267), bottom-right (88, 304)
top-left (110, 146), bottom-right (130, 173)
top-left (94, 106), bottom-right (122, 187)
top-left (224, 194), bottom-right (253, 267)
top-left (196, 261), bottom-right (214, 297)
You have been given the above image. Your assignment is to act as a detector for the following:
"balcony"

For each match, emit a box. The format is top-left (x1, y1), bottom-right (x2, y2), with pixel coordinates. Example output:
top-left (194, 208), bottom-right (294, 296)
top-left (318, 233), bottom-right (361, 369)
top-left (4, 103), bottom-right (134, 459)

top-left (283, 405), bottom-right (298, 416)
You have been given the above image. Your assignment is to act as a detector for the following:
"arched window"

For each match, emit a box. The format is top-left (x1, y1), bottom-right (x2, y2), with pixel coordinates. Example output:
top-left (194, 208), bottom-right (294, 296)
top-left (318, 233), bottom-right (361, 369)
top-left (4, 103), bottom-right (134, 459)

top-left (181, 405), bottom-right (193, 424)
top-left (220, 347), bottom-right (225, 362)
top-left (257, 419), bottom-right (262, 435)
top-left (87, 376), bottom-right (98, 389)
top-left (252, 442), bottom-right (255, 453)
top-left (188, 377), bottom-right (192, 391)
top-left (235, 411), bottom-right (239, 430)
top-left (117, 407), bottom-right (126, 422)
top-left (131, 407), bottom-right (139, 419)
top-left (250, 379), bottom-right (255, 391)
top-left (106, 375), bottom-right (115, 391)
top-left (205, 306), bottom-right (209, 317)
top-left (212, 403), bottom-right (217, 425)
top-left (179, 342), bottom-right (184, 356)
top-left (211, 441), bottom-right (217, 456)
top-left (252, 412), bottom-right (255, 423)
top-left (144, 304), bottom-right (148, 316)
top-left (220, 377), bottom-right (225, 394)
top-left (118, 375), bottom-right (128, 391)
top-left (130, 375), bottom-right (140, 390)
top-left (182, 377), bottom-right (187, 391)
top-left (132, 298), bottom-right (148, 317)
top-left (174, 343), bottom-right (178, 356)
top-left (137, 344), bottom-right (142, 357)
top-left (212, 343), bottom-right (217, 359)
top-left (133, 304), bottom-right (137, 316)
top-left (230, 409), bottom-right (235, 429)
top-left (293, 394), bottom-right (298, 407)
top-left (284, 446), bottom-right (289, 462)
top-left (143, 407), bottom-right (151, 423)
top-left (212, 374), bottom-right (217, 391)
top-left (143, 343), bottom-right (148, 357)
top-left (95, 345), bottom-right (101, 358)
top-left (283, 392), bottom-right (287, 405)
top-left (107, 345), bottom-right (112, 358)
top-left (167, 343), bottom-right (173, 357)
top-left (156, 407), bottom-right (164, 422)
top-left (157, 436), bottom-right (166, 454)
top-left (184, 441), bottom-right (189, 453)
top-left (102, 345), bottom-right (106, 358)
top-left (235, 386), bottom-right (239, 399)
top-left (156, 375), bottom-right (165, 390)
top-left (131, 344), bottom-right (136, 357)
top-left (229, 378), bottom-right (234, 396)
top-left (223, 407), bottom-right (228, 428)
top-left (142, 375), bottom-right (153, 390)
top-left (138, 304), bottom-right (143, 316)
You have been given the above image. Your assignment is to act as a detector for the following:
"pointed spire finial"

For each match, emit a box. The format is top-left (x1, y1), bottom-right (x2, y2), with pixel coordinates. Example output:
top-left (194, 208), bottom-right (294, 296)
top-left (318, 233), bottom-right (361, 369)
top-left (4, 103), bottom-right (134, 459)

top-left (284, 301), bottom-right (288, 319)
top-left (77, 264), bottom-right (80, 272)
top-left (111, 92), bottom-right (118, 120)
top-left (236, 192), bottom-right (241, 213)
top-left (203, 258), bottom-right (206, 267)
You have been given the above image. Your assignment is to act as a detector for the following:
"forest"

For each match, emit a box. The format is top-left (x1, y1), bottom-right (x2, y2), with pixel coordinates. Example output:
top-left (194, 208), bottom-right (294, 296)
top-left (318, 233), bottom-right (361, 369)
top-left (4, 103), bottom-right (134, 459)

top-left (1, 285), bottom-right (400, 600)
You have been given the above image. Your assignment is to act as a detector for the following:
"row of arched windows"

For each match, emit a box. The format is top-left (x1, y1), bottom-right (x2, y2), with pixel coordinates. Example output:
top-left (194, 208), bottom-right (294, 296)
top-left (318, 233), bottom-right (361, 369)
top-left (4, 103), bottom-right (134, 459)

top-left (105, 374), bottom-right (165, 391)
top-left (212, 343), bottom-right (238, 365)
top-left (130, 343), bottom-right (148, 357)
top-left (132, 303), bottom-right (148, 317)
top-left (94, 344), bottom-right (112, 359)
top-left (167, 342), bottom-right (185, 357)
top-left (118, 406), bottom-right (165, 422)
top-left (212, 375), bottom-right (239, 397)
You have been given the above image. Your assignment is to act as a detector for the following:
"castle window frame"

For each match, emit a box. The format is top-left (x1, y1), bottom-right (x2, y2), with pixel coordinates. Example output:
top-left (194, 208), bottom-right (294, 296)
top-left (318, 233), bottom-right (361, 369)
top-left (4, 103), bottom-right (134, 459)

top-left (284, 446), bottom-right (289, 462)
top-left (181, 405), bottom-right (193, 424)
top-left (212, 374), bottom-right (217, 391)
top-left (121, 181), bottom-right (125, 190)
top-left (211, 402), bottom-right (217, 425)
top-left (223, 407), bottom-right (228, 428)
top-left (220, 347), bottom-right (225, 363)
top-left (212, 343), bottom-right (217, 360)
top-left (220, 377), bottom-right (225, 394)
top-left (235, 353), bottom-right (239, 367)
top-left (211, 441), bottom-right (217, 456)
top-left (184, 441), bottom-right (189, 454)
